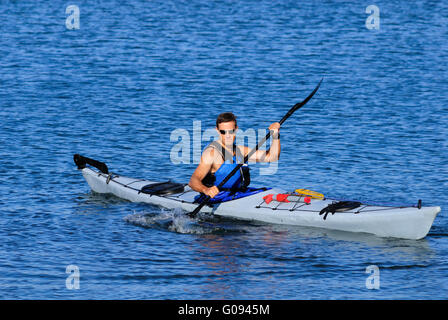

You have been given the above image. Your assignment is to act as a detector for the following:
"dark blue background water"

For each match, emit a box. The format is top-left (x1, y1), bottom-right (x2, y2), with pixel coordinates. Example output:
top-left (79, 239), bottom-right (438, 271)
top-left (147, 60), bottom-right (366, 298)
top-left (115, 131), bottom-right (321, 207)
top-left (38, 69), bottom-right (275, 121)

top-left (1, 0), bottom-right (447, 299)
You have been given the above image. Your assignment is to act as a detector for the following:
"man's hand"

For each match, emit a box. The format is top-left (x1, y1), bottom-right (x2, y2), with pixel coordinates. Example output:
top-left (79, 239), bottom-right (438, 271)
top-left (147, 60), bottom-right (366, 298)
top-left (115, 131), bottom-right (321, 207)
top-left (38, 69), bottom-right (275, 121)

top-left (269, 122), bottom-right (280, 132)
top-left (203, 186), bottom-right (220, 198)
top-left (269, 122), bottom-right (281, 138)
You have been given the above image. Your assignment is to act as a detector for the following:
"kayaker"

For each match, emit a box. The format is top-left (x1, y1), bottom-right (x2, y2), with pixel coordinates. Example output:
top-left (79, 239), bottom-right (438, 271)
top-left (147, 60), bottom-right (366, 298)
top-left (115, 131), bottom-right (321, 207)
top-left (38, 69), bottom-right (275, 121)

top-left (188, 112), bottom-right (281, 198)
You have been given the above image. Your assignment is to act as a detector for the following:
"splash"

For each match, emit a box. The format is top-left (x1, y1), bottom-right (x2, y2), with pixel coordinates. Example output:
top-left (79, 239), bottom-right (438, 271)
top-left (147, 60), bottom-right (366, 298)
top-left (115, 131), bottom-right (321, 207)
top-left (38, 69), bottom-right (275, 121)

top-left (123, 208), bottom-right (232, 235)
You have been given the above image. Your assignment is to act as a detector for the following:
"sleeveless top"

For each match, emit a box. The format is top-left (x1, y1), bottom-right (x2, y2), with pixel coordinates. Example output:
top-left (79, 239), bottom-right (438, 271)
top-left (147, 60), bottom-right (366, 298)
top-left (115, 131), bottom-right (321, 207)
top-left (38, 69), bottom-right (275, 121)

top-left (201, 141), bottom-right (250, 190)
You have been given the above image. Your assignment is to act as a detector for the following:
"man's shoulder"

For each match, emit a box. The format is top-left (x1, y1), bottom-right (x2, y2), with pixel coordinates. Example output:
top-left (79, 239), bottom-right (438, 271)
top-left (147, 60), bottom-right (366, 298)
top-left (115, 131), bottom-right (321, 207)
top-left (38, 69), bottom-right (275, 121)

top-left (202, 146), bottom-right (217, 158)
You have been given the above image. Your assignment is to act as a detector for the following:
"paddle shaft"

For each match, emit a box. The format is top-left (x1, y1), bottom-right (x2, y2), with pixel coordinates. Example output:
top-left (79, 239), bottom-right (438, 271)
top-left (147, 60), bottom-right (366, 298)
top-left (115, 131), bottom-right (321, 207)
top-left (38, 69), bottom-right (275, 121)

top-left (188, 79), bottom-right (323, 217)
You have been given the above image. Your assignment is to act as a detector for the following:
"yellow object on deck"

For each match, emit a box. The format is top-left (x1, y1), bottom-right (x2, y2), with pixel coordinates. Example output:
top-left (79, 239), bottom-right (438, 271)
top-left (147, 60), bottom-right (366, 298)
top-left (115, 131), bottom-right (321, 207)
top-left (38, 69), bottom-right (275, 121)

top-left (295, 189), bottom-right (325, 199)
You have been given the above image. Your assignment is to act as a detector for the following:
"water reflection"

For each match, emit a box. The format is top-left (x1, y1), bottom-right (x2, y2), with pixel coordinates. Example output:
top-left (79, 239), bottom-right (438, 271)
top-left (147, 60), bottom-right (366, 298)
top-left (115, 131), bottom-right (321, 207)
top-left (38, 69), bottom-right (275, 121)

top-left (185, 221), bottom-right (436, 299)
top-left (267, 224), bottom-right (436, 261)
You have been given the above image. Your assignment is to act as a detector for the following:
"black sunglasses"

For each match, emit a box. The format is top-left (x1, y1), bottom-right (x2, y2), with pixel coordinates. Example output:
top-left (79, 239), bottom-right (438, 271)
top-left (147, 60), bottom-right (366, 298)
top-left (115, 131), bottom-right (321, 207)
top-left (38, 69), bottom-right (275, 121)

top-left (219, 129), bottom-right (236, 135)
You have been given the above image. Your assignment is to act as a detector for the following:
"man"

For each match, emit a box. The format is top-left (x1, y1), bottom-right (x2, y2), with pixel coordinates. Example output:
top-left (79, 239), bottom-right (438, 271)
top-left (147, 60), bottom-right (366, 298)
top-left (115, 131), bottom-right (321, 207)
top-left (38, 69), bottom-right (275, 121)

top-left (189, 112), bottom-right (281, 198)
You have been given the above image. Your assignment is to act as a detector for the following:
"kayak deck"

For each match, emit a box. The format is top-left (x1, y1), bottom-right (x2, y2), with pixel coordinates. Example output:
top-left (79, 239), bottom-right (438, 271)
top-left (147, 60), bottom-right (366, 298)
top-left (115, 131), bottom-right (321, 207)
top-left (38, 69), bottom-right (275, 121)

top-left (78, 166), bottom-right (441, 240)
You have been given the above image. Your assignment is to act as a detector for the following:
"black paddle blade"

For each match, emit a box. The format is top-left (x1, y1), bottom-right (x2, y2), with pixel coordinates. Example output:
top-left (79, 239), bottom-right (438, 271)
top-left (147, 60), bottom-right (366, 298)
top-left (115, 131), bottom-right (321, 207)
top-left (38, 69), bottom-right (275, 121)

top-left (279, 77), bottom-right (323, 125)
top-left (188, 195), bottom-right (211, 217)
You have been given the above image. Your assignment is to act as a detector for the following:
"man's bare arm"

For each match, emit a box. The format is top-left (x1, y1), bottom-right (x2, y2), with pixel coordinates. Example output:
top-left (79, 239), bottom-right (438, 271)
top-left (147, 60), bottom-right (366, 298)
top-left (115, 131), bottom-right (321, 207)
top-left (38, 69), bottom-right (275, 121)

top-left (245, 123), bottom-right (281, 163)
top-left (188, 148), bottom-right (220, 198)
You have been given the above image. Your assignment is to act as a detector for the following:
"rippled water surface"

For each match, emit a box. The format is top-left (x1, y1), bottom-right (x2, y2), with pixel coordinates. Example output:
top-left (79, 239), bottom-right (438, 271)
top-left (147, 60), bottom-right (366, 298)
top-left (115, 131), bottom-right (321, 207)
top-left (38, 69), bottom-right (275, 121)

top-left (0, 0), bottom-right (447, 299)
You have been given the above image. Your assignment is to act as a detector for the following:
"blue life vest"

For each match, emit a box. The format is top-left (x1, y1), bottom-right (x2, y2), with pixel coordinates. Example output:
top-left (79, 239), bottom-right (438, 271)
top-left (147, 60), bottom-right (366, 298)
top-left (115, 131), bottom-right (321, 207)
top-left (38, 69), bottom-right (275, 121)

top-left (201, 141), bottom-right (250, 190)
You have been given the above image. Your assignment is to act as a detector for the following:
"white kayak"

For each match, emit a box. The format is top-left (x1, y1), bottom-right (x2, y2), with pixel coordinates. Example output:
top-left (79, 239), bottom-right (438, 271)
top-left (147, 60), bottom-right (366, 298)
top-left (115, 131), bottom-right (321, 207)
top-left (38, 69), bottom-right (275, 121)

top-left (74, 155), bottom-right (441, 240)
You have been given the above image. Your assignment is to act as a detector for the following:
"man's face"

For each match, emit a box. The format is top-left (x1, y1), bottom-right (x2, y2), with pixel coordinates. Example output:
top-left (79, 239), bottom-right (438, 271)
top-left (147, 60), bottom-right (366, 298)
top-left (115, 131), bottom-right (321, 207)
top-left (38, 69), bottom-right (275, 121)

top-left (216, 121), bottom-right (237, 147)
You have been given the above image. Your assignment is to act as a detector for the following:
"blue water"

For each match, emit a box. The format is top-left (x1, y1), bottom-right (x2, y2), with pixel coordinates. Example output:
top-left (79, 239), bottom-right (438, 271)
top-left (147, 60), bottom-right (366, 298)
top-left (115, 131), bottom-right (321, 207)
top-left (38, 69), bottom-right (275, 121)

top-left (1, 0), bottom-right (447, 299)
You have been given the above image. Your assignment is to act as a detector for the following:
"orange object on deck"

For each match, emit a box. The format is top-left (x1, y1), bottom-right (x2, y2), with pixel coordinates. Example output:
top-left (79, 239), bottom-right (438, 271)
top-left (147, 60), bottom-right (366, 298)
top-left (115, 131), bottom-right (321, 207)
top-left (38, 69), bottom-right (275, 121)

top-left (263, 194), bottom-right (274, 204)
top-left (276, 194), bottom-right (290, 202)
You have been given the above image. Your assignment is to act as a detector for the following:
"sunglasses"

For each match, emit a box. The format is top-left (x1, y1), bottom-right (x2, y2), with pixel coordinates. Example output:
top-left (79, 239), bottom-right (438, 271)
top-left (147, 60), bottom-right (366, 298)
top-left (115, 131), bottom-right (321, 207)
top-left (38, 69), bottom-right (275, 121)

top-left (219, 129), bottom-right (236, 135)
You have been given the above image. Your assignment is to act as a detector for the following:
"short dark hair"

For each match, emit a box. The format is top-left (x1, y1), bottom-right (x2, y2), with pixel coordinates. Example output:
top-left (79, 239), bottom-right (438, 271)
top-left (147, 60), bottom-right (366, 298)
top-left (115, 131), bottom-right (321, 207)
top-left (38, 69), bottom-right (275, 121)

top-left (216, 112), bottom-right (237, 128)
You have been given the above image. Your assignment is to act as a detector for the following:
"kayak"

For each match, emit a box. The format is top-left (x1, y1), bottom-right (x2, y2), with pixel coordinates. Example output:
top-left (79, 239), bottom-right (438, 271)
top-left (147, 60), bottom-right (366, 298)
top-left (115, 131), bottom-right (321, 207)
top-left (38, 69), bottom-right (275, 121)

top-left (74, 155), bottom-right (441, 240)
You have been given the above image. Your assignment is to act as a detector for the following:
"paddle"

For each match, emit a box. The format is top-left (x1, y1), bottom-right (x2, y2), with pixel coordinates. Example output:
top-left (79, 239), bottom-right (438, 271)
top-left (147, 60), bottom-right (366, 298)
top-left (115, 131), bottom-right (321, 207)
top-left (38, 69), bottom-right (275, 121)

top-left (187, 78), bottom-right (324, 218)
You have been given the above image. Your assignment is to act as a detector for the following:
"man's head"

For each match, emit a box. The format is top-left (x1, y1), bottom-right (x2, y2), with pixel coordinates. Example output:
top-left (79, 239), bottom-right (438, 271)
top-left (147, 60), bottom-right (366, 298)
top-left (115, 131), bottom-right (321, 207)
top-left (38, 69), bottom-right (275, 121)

top-left (216, 112), bottom-right (238, 146)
